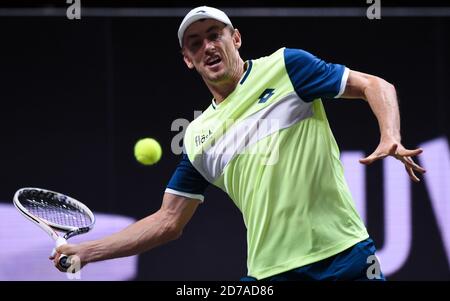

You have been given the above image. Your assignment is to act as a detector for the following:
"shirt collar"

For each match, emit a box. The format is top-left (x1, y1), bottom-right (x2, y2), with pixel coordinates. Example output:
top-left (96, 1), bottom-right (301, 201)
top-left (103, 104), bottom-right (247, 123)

top-left (211, 60), bottom-right (253, 109)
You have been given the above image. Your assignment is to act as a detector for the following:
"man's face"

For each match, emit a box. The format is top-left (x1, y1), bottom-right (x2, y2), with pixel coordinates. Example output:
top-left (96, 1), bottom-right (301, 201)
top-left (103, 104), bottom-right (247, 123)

top-left (182, 19), bottom-right (241, 84)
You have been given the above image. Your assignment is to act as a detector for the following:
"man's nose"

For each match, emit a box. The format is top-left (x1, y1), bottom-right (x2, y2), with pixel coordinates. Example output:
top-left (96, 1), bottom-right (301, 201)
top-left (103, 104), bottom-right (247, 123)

top-left (204, 39), bottom-right (216, 52)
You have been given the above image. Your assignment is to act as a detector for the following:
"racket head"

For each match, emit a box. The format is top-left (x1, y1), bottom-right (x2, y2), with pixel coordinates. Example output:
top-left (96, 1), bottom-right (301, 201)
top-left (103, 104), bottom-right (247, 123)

top-left (13, 187), bottom-right (95, 239)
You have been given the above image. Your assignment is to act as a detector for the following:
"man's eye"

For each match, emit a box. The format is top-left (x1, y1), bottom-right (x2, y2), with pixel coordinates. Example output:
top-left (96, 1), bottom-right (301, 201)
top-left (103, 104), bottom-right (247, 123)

top-left (209, 33), bottom-right (219, 41)
top-left (190, 41), bottom-right (201, 48)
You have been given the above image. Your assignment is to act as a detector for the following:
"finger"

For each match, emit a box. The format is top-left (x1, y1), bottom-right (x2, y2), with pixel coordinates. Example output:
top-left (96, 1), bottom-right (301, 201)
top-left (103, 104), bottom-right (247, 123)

top-left (398, 155), bottom-right (425, 173)
top-left (55, 263), bottom-right (67, 272)
top-left (53, 254), bottom-right (65, 272)
top-left (56, 244), bottom-right (73, 255)
top-left (403, 156), bottom-right (426, 173)
top-left (397, 148), bottom-right (423, 157)
top-left (359, 156), bottom-right (376, 165)
top-left (54, 254), bottom-right (72, 272)
top-left (405, 165), bottom-right (420, 182)
top-left (56, 246), bottom-right (66, 254)
top-left (54, 262), bottom-right (65, 272)
top-left (359, 155), bottom-right (379, 165)
top-left (360, 152), bottom-right (389, 165)
top-left (53, 253), bottom-right (60, 265)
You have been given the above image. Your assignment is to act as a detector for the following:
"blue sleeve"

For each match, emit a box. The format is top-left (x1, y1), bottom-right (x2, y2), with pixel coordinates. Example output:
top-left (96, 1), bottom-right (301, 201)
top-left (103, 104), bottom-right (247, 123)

top-left (165, 153), bottom-right (209, 201)
top-left (284, 48), bottom-right (348, 102)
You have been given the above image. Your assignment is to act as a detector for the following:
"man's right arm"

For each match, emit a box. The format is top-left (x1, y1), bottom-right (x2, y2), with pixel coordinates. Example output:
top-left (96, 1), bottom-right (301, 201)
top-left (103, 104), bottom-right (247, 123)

top-left (52, 193), bottom-right (200, 271)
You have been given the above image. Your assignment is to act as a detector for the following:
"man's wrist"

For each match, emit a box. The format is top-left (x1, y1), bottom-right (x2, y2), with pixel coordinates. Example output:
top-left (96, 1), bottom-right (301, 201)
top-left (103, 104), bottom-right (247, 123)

top-left (380, 135), bottom-right (401, 145)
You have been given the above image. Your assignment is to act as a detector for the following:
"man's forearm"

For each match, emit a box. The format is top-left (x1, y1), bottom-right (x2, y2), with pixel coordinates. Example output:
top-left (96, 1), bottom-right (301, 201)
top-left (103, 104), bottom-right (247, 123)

top-left (341, 70), bottom-right (425, 181)
top-left (363, 77), bottom-right (401, 141)
top-left (81, 210), bottom-right (180, 263)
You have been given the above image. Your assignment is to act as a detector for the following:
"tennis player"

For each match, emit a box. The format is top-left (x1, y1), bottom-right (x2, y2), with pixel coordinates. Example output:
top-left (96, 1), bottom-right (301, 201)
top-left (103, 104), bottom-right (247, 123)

top-left (52, 6), bottom-right (425, 280)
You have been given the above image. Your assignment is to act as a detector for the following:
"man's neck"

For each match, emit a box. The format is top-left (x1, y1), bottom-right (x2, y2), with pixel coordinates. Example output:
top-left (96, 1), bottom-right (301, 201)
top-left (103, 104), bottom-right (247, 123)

top-left (206, 58), bottom-right (245, 105)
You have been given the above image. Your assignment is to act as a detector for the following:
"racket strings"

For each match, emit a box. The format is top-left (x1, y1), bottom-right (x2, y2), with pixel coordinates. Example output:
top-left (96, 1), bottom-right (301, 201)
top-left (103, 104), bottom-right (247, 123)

top-left (19, 190), bottom-right (92, 228)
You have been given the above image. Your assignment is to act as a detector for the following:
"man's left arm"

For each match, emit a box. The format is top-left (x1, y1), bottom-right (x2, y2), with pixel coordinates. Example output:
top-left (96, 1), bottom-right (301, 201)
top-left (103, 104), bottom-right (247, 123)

top-left (341, 70), bottom-right (426, 182)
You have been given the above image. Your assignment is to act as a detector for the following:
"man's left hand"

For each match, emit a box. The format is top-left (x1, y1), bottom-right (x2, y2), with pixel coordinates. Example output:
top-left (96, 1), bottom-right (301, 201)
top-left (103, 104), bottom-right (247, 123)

top-left (359, 140), bottom-right (426, 182)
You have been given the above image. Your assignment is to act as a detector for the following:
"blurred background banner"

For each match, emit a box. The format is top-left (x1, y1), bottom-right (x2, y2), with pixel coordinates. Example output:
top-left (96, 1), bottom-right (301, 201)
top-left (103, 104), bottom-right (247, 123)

top-left (0, 1), bottom-right (449, 280)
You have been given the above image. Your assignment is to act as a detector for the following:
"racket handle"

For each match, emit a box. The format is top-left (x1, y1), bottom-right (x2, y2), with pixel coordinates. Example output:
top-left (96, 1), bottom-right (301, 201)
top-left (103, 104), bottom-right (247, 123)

top-left (52, 237), bottom-right (71, 270)
top-left (59, 255), bottom-right (71, 269)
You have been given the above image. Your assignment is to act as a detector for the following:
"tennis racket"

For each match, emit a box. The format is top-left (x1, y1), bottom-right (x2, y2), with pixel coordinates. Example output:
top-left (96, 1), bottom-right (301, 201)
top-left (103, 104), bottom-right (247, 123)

top-left (13, 187), bottom-right (95, 271)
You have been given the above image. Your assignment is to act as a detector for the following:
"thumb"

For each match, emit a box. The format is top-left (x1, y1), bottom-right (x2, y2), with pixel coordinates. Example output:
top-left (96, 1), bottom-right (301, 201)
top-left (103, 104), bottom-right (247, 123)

top-left (359, 154), bottom-right (377, 165)
top-left (56, 243), bottom-right (74, 255)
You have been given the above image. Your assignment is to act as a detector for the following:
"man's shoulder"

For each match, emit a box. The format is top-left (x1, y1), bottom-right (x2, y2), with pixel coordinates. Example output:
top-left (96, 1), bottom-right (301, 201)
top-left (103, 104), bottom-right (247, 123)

top-left (255, 47), bottom-right (315, 62)
top-left (252, 47), bottom-right (286, 63)
top-left (251, 47), bottom-right (313, 68)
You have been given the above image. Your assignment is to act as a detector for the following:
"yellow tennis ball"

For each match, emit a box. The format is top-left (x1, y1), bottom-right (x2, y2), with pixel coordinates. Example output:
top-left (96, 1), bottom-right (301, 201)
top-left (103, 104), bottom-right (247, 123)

top-left (134, 138), bottom-right (162, 165)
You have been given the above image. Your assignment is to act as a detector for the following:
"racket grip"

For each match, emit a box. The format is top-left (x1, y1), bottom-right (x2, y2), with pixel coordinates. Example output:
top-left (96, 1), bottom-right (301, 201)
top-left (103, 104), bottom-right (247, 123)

top-left (59, 255), bottom-right (71, 269)
top-left (52, 237), bottom-right (71, 270)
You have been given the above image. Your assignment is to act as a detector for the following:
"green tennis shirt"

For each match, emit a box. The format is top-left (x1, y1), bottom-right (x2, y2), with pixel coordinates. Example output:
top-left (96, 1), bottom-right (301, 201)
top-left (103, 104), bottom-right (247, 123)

top-left (166, 47), bottom-right (368, 279)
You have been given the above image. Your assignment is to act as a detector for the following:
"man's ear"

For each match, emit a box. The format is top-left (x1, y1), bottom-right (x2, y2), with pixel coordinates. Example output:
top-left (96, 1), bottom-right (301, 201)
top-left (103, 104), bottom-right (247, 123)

top-left (233, 28), bottom-right (242, 50)
top-left (182, 51), bottom-right (195, 69)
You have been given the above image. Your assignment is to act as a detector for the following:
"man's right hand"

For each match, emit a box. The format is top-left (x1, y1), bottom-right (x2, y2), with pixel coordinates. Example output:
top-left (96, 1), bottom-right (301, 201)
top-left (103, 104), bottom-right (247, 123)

top-left (49, 243), bottom-right (87, 272)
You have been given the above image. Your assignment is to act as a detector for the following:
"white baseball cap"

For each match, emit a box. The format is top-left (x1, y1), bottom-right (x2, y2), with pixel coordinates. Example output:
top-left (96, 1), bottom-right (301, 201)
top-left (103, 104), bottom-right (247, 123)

top-left (178, 6), bottom-right (233, 47)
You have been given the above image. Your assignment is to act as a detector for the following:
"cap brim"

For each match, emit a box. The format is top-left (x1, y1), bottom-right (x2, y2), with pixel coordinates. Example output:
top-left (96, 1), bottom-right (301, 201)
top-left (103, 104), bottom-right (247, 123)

top-left (178, 13), bottom-right (232, 47)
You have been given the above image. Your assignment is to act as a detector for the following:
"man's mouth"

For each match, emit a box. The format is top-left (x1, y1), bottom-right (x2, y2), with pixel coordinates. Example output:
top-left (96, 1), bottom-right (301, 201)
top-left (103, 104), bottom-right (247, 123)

top-left (205, 56), bottom-right (222, 67)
